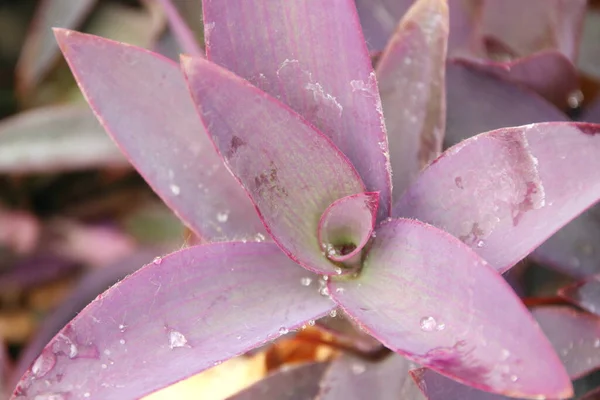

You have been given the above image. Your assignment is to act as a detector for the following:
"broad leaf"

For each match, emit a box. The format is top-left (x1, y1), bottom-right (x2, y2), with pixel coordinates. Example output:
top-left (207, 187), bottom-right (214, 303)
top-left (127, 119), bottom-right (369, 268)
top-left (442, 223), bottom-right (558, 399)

top-left (228, 362), bottom-right (328, 400)
top-left (0, 105), bottom-right (126, 173)
top-left (329, 219), bottom-right (572, 398)
top-left (395, 123), bottom-right (600, 274)
top-left (12, 242), bottom-right (334, 399)
top-left (16, 0), bottom-right (97, 95)
top-left (203, 0), bottom-right (393, 220)
top-left (533, 306), bottom-right (600, 379)
top-left (531, 204), bottom-right (600, 278)
top-left (55, 29), bottom-right (265, 242)
top-left (182, 56), bottom-right (365, 275)
top-left (559, 275), bottom-right (600, 316)
top-left (317, 354), bottom-right (416, 399)
top-left (318, 193), bottom-right (378, 264)
top-left (376, 0), bottom-right (448, 198)
top-left (445, 60), bottom-right (568, 147)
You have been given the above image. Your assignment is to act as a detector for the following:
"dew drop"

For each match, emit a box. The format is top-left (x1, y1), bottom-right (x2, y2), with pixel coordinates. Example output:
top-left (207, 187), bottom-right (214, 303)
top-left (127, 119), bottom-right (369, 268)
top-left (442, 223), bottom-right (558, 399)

top-left (254, 233), bottom-right (266, 242)
top-left (278, 327), bottom-right (289, 335)
top-left (420, 316), bottom-right (437, 332)
top-left (351, 363), bottom-right (366, 375)
top-left (300, 277), bottom-right (312, 286)
top-left (32, 351), bottom-right (57, 378)
top-left (335, 287), bottom-right (345, 294)
top-left (119, 339), bottom-right (126, 345)
top-left (319, 286), bottom-right (330, 296)
top-left (435, 322), bottom-right (446, 331)
top-left (153, 257), bottom-right (162, 265)
top-left (236, 335), bottom-right (242, 340)
top-left (567, 90), bottom-right (584, 108)
top-left (216, 211), bottom-right (229, 223)
top-left (334, 267), bottom-right (342, 275)
top-left (169, 184), bottom-right (181, 196)
top-left (476, 240), bottom-right (485, 248)
top-left (101, 363), bottom-right (108, 369)
top-left (329, 309), bottom-right (337, 318)
top-left (119, 324), bottom-right (127, 332)
top-left (168, 330), bottom-right (188, 349)
top-left (308, 320), bottom-right (315, 326)
top-left (510, 375), bottom-right (519, 382)
top-left (68, 343), bottom-right (78, 359)
top-left (103, 349), bottom-right (111, 356)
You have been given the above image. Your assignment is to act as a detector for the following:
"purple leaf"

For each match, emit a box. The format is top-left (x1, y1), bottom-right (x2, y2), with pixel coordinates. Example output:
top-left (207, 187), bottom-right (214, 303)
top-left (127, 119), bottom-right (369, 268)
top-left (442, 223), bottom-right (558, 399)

top-left (532, 306), bottom-right (600, 379)
top-left (227, 362), bottom-right (328, 400)
top-left (16, 0), bottom-right (97, 95)
top-left (478, 0), bottom-right (587, 61)
top-left (182, 56), bottom-right (365, 275)
top-left (457, 51), bottom-right (579, 109)
top-left (318, 192), bottom-right (378, 264)
top-left (558, 275), bottom-right (600, 316)
top-left (445, 59), bottom-right (568, 147)
top-left (156, 0), bottom-right (203, 57)
top-left (11, 251), bottom-right (155, 387)
top-left (317, 354), bottom-right (416, 399)
top-left (0, 105), bottom-right (127, 173)
top-left (531, 204), bottom-right (600, 278)
top-left (410, 368), bottom-right (515, 399)
top-left (54, 29), bottom-right (265, 242)
top-left (203, 0), bottom-right (392, 220)
top-left (328, 218), bottom-right (572, 398)
top-left (376, 0), bottom-right (448, 198)
top-left (12, 242), bottom-right (334, 399)
top-left (395, 123), bottom-right (600, 274)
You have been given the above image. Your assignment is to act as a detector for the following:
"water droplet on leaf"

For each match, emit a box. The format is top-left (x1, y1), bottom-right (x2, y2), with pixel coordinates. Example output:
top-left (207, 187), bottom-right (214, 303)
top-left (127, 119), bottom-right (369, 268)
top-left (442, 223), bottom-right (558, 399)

top-left (329, 309), bottom-right (337, 317)
top-left (153, 257), bottom-right (162, 265)
top-left (32, 350), bottom-right (56, 378)
top-left (420, 316), bottom-right (437, 332)
top-left (278, 327), bottom-right (289, 335)
top-left (168, 330), bottom-right (188, 349)
top-left (169, 184), bottom-right (181, 196)
top-left (300, 277), bottom-right (312, 286)
top-left (216, 211), bottom-right (229, 223)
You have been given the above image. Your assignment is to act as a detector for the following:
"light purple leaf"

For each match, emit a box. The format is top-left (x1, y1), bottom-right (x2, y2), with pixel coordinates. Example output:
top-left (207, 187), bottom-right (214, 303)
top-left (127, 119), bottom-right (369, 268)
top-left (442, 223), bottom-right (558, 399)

top-left (584, 96), bottom-right (600, 124)
top-left (182, 56), bottom-right (365, 275)
top-left (317, 354), bottom-right (416, 400)
top-left (0, 105), bottom-right (127, 173)
top-left (532, 306), bottom-right (600, 379)
top-left (227, 362), bottom-right (328, 400)
top-left (531, 204), bottom-right (600, 278)
top-left (410, 368), bottom-right (515, 399)
top-left (329, 218), bottom-right (572, 399)
top-left (395, 123), bottom-right (600, 274)
top-left (16, 0), bottom-right (97, 95)
top-left (318, 192), bottom-right (378, 264)
top-left (457, 51), bottom-right (579, 109)
top-left (11, 251), bottom-right (155, 387)
top-left (445, 59), bottom-right (568, 147)
top-left (478, 0), bottom-right (587, 61)
top-left (203, 0), bottom-right (392, 220)
top-left (55, 29), bottom-right (265, 242)
top-left (156, 0), bottom-right (203, 57)
top-left (376, 0), bottom-right (448, 198)
top-left (558, 275), bottom-right (600, 316)
top-left (12, 242), bottom-right (335, 399)
top-left (578, 9), bottom-right (600, 80)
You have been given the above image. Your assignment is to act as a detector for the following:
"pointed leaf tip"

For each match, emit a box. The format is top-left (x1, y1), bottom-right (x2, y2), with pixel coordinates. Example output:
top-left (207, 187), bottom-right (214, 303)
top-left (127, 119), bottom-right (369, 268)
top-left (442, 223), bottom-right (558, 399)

top-left (329, 218), bottom-right (572, 398)
top-left (182, 55), bottom-right (366, 275)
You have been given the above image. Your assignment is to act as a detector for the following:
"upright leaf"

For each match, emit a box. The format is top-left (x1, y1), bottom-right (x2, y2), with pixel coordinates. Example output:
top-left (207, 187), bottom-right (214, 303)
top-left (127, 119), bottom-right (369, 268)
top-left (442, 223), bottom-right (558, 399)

top-left (203, 0), bottom-right (392, 220)
top-left (55, 29), bottom-right (265, 242)
top-left (329, 219), bottom-right (572, 398)
top-left (182, 56), bottom-right (365, 275)
top-left (13, 243), bottom-right (334, 399)
top-left (376, 0), bottom-right (448, 198)
top-left (395, 123), bottom-right (600, 273)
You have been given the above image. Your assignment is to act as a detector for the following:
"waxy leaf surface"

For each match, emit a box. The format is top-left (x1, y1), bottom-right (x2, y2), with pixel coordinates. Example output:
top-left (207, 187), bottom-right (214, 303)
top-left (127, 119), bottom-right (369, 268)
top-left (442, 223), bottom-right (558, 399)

top-left (376, 0), bottom-right (448, 198)
top-left (0, 105), bottom-right (125, 173)
top-left (318, 192), bottom-right (378, 264)
top-left (395, 123), bottom-right (600, 274)
top-left (55, 29), bottom-right (264, 242)
top-left (329, 219), bottom-right (571, 399)
top-left (182, 56), bottom-right (365, 275)
top-left (445, 60), bottom-right (568, 147)
top-left (317, 354), bottom-right (416, 400)
top-left (559, 275), bottom-right (600, 316)
top-left (228, 362), bottom-right (328, 400)
top-left (533, 306), bottom-right (600, 379)
top-left (203, 0), bottom-right (392, 219)
top-left (13, 242), bottom-right (334, 399)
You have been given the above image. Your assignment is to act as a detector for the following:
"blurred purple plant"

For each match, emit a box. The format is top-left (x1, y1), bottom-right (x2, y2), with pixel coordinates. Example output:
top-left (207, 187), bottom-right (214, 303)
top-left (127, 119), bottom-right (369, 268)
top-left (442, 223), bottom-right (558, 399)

top-left (10, 0), bottom-right (600, 399)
